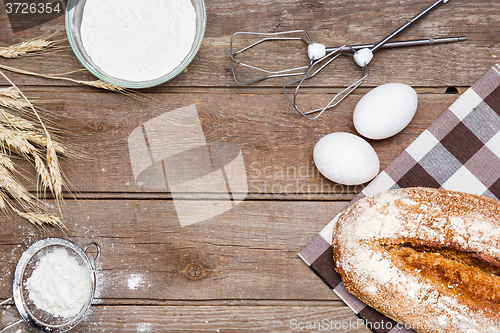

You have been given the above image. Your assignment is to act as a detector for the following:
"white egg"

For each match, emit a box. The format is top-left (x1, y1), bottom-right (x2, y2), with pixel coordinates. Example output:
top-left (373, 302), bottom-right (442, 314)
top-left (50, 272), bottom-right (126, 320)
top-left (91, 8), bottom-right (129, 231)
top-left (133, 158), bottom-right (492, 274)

top-left (353, 83), bottom-right (418, 140)
top-left (313, 132), bottom-right (380, 185)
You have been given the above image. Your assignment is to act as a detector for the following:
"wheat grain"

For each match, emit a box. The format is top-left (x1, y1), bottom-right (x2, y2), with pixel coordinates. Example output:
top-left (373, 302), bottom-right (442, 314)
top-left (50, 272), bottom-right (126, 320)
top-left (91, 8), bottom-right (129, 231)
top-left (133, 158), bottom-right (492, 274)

top-left (15, 129), bottom-right (66, 155)
top-left (0, 87), bottom-right (20, 99)
top-left (0, 192), bottom-right (6, 210)
top-left (0, 154), bottom-right (14, 171)
top-left (75, 79), bottom-right (126, 92)
top-left (0, 26), bottom-right (67, 59)
top-left (0, 95), bottom-right (30, 110)
top-left (23, 130), bottom-right (65, 154)
top-left (13, 209), bottom-right (64, 228)
top-left (46, 136), bottom-right (62, 201)
top-left (0, 109), bottom-right (35, 130)
top-left (0, 166), bottom-right (34, 209)
top-left (34, 153), bottom-right (53, 192)
top-left (0, 27), bottom-right (67, 59)
top-left (0, 86), bottom-right (30, 110)
top-left (0, 124), bottom-right (37, 156)
top-left (0, 39), bottom-right (54, 58)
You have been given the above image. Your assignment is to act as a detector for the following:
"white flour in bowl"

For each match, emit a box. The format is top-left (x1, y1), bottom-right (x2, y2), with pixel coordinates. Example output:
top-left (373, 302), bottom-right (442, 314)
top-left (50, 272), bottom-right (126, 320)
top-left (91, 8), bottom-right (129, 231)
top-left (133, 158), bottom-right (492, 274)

top-left (80, 0), bottom-right (197, 82)
top-left (26, 247), bottom-right (92, 318)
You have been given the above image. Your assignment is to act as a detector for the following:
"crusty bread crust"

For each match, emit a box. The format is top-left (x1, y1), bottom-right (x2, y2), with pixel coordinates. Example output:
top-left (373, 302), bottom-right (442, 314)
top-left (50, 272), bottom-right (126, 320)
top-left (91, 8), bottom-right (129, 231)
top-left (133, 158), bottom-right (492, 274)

top-left (333, 187), bottom-right (500, 333)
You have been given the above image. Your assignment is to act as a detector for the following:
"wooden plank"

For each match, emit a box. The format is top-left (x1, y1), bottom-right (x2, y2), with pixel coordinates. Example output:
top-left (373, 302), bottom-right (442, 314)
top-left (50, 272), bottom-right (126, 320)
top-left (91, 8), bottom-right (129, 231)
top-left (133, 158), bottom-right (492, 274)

top-left (0, 0), bottom-right (497, 88)
top-left (9, 89), bottom-right (459, 196)
top-left (0, 303), bottom-right (371, 333)
top-left (0, 199), bottom-right (345, 302)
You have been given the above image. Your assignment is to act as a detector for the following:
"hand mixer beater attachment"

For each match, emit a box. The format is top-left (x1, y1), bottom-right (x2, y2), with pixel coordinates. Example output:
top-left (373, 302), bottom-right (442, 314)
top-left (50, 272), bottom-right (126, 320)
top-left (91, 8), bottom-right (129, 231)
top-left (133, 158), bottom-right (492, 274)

top-left (230, 0), bottom-right (466, 120)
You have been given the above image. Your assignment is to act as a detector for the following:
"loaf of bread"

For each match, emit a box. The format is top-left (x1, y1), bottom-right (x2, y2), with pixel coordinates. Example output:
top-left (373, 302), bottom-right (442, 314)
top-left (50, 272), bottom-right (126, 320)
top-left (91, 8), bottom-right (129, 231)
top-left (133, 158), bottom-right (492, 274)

top-left (333, 187), bottom-right (500, 333)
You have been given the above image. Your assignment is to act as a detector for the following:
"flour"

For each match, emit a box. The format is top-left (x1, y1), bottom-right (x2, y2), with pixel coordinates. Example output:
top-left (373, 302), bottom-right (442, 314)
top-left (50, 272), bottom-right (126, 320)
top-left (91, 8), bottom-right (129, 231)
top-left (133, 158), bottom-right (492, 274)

top-left (127, 273), bottom-right (143, 290)
top-left (26, 248), bottom-right (92, 318)
top-left (80, 0), bottom-right (197, 82)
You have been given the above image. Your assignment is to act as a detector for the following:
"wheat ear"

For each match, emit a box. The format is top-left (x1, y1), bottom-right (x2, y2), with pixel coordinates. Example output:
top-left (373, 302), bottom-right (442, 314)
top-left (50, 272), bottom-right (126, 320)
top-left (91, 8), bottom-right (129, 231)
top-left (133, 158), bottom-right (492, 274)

top-left (0, 71), bottom-right (64, 202)
top-left (13, 208), bottom-right (64, 229)
top-left (0, 123), bottom-right (37, 156)
top-left (46, 137), bottom-right (62, 200)
top-left (0, 154), bottom-right (15, 171)
top-left (0, 108), bottom-right (36, 130)
top-left (0, 124), bottom-right (57, 196)
top-left (0, 95), bottom-right (31, 110)
top-left (22, 130), bottom-right (65, 154)
top-left (0, 86), bottom-right (31, 110)
top-left (34, 153), bottom-right (53, 192)
top-left (0, 165), bottom-right (35, 210)
top-left (0, 27), bottom-right (66, 59)
top-left (74, 79), bottom-right (127, 92)
top-left (0, 39), bottom-right (54, 58)
top-left (0, 129), bottom-right (50, 201)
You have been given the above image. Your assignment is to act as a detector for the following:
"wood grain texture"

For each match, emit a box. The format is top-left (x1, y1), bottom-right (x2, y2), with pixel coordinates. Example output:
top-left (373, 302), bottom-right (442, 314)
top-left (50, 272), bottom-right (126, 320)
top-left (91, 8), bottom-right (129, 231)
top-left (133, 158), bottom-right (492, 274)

top-left (0, 1), bottom-right (496, 331)
top-left (0, 199), bottom-right (344, 301)
top-left (0, 303), bottom-right (370, 333)
top-left (8, 89), bottom-right (460, 197)
top-left (0, 0), bottom-right (497, 89)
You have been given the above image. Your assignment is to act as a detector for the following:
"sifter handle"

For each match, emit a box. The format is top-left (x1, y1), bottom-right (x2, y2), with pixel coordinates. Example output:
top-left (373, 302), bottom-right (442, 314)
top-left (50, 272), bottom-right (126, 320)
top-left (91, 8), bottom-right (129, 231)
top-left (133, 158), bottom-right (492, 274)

top-left (0, 297), bottom-right (23, 332)
top-left (84, 242), bottom-right (101, 268)
top-left (0, 319), bottom-right (23, 332)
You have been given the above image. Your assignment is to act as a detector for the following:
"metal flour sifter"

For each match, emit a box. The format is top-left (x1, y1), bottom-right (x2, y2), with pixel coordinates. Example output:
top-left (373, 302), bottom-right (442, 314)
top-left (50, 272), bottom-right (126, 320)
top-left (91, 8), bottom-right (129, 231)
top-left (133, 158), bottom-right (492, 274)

top-left (0, 238), bottom-right (100, 332)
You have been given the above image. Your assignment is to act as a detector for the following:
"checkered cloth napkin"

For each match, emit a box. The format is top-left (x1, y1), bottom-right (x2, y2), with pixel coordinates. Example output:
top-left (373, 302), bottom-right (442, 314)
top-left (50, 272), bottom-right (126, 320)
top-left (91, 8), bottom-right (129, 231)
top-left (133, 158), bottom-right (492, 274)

top-left (299, 64), bottom-right (500, 333)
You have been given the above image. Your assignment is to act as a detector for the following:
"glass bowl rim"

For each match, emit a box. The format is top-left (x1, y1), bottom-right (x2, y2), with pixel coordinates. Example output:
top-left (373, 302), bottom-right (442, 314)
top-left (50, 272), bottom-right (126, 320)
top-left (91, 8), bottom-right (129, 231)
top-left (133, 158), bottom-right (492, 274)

top-left (65, 0), bottom-right (207, 89)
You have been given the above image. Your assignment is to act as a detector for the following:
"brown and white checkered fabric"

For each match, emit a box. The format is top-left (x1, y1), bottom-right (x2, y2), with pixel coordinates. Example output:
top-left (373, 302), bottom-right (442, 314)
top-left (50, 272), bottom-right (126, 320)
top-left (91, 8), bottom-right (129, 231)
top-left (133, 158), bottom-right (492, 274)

top-left (299, 65), bottom-right (500, 333)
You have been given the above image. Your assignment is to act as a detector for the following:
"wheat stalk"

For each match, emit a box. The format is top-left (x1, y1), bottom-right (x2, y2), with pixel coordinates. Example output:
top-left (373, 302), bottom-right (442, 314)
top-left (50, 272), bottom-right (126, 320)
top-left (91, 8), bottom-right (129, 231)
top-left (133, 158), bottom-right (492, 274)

top-left (0, 63), bottom-right (132, 93)
top-left (0, 38), bottom-right (70, 228)
top-left (0, 64), bottom-right (145, 99)
top-left (13, 208), bottom-right (64, 229)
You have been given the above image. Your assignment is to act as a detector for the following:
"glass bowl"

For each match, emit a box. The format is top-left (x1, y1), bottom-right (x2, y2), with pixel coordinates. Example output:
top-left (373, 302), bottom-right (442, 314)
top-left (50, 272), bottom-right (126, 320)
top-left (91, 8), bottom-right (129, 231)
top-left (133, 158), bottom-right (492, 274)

top-left (65, 0), bottom-right (206, 89)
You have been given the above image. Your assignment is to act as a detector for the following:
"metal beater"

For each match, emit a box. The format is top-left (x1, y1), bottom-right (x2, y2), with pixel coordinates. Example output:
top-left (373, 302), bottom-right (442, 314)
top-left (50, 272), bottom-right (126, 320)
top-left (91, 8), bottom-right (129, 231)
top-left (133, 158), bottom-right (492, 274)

top-left (230, 0), bottom-right (466, 120)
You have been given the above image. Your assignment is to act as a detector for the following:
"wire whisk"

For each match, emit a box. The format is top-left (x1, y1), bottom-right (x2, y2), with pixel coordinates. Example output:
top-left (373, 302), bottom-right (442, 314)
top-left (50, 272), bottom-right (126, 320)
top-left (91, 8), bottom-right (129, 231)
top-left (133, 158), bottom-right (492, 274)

top-left (230, 0), bottom-right (466, 120)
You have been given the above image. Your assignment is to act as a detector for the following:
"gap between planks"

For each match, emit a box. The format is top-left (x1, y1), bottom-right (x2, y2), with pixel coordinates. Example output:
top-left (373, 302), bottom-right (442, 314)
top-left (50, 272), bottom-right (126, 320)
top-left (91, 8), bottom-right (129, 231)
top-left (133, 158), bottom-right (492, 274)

top-left (30, 191), bottom-right (357, 201)
top-left (0, 84), bottom-right (469, 95)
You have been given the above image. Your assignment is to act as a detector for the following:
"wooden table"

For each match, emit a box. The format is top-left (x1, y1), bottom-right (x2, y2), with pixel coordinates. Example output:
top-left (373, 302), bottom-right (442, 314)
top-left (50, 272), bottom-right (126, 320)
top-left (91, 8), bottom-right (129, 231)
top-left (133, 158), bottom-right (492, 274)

top-left (0, 0), bottom-right (498, 332)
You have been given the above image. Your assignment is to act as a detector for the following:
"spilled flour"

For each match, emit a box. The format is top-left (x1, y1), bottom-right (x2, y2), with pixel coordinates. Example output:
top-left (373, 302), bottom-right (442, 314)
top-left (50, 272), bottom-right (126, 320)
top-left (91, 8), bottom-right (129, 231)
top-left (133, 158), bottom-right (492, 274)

top-left (127, 273), bottom-right (144, 290)
top-left (26, 248), bottom-right (92, 318)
